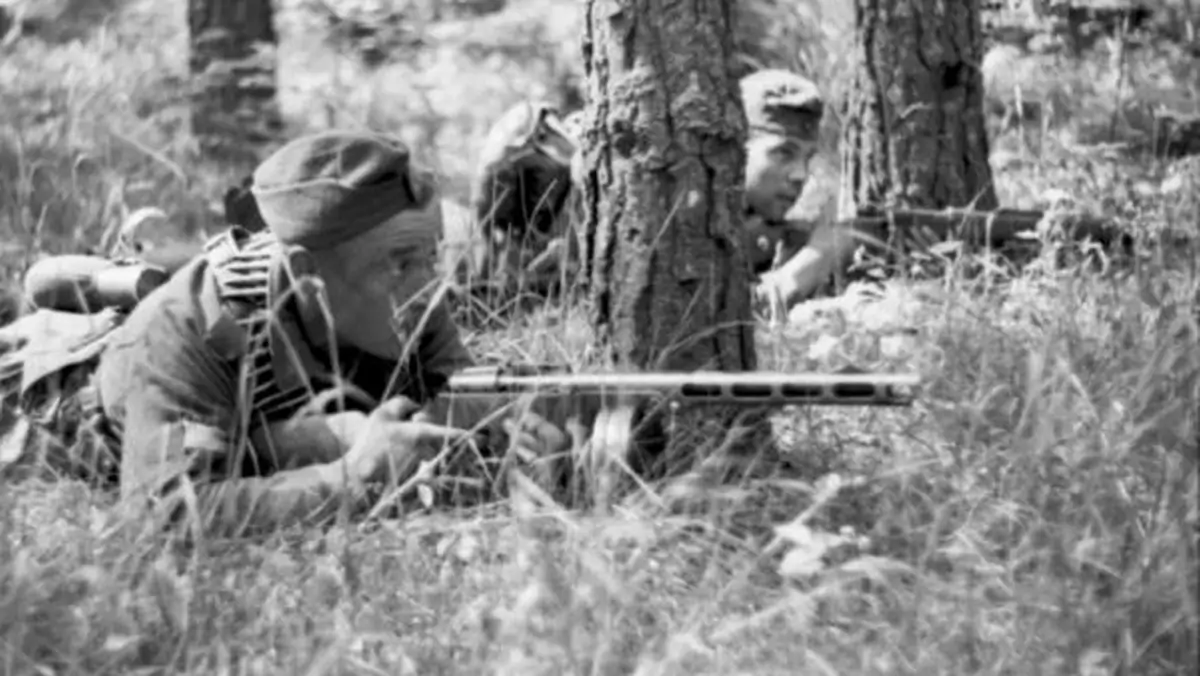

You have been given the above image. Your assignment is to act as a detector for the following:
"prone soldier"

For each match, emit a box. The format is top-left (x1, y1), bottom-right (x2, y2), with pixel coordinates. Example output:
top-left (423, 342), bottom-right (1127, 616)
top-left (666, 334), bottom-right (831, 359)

top-left (550, 69), bottom-right (855, 315)
top-left (737, 68), bottom-right (848, 314)
top-left (738, 68), bottom-right (1132, 314)
top-left (4, 131), bottom-right (570, 534)
top-left (440, 99), bottom-right (580, 310)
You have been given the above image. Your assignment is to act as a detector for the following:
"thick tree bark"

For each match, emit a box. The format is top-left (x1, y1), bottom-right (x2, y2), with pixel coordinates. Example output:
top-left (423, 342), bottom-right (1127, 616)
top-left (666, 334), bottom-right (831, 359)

top-left (188, 0), bottom-right (282, 162)
top-left (840, 0), bottom-right (998, 217)
top-left (579, 0), bottom-right (753, 373)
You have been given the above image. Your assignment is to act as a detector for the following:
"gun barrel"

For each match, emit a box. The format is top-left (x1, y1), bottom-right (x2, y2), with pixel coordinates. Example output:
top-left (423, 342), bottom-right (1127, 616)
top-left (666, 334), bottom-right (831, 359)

top-left (851, 207), bottom-right (1130, 250)
top-left (446, 369), bottom-right (920, 407)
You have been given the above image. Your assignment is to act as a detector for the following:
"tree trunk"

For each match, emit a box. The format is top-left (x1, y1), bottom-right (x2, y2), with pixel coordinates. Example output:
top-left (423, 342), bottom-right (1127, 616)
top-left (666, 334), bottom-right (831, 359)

top-left (839, 0), bottom-right (998, 217)
top-left (188, 0), bottom-right (282, 164)
top-left (579, 0), bottom-right (753, 373)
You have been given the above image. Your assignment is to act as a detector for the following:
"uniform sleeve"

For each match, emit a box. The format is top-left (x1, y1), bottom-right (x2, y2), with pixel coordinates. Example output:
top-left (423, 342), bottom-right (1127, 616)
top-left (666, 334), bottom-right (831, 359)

top-left (410, 300), bottom-right (516, 432)
top-left (101, 292), bottom-right (354, 534)
top-left (765, 218), bottom-right (891, 307)
top-left (804, 218), bottom-right (889, 271)
top-left (407, 301), bottom-right (573, 439)
top-left (417, 300), bottom-right (475, 380)
top-left (744, 217), bottom-right (814, 274)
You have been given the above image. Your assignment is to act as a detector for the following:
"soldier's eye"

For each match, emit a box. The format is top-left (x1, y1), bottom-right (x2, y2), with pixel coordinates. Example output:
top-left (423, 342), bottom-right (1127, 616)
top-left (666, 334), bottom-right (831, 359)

top-left (384, 256), bottom-right (411, 276)
top-left (384, 245), bottom-right (433, 275)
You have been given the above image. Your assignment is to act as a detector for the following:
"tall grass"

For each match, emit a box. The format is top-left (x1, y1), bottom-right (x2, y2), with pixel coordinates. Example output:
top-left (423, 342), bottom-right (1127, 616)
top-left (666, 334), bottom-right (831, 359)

top-left (1, 0), bottom-right (1196, 673)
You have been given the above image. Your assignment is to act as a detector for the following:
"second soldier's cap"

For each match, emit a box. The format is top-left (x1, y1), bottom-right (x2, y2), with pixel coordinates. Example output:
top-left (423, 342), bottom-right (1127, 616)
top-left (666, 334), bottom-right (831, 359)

top-left (740, 69), bottom-right (824, 142)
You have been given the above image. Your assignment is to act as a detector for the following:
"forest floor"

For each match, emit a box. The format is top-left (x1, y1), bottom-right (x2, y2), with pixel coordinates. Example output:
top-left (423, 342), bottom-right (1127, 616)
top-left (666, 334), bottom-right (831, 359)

top-left (0, 1), bottom-right (1197, 674)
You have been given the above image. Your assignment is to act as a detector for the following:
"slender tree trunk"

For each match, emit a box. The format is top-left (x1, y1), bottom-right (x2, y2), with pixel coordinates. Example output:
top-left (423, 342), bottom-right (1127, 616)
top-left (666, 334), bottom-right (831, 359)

top-left (839, 0), bottom-right (998, 218)
top-left (579, 0), bottom-right (753, 373)
top-left (188, 0), bottom-right (282, 163)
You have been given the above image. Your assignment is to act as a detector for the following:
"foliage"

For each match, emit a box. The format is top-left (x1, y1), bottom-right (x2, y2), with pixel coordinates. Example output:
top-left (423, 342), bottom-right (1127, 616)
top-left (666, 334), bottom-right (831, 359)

top-left (0, 0), bottom-right (1196, 673)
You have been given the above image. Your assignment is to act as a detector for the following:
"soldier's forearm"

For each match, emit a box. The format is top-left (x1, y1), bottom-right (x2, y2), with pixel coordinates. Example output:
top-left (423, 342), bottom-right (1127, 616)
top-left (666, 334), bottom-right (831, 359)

top-left (253, 412), bottom-right (367, 468)
top-left (420, 393), bottom-right (511, 431)
top-left (422, 392), bottom-right (585, 439)
top-left (757, 219), bottom-right (884, 308)
top-left (772, 246), bottom-right (835, 306)
top-left (801, 219), bottom-right (887, 282)
top-left (191, 412), bottom-right (372, 535)
top-left (807, 219), bottom-right (884, 266)
top-left (193, 460), bottom-right (365, 537)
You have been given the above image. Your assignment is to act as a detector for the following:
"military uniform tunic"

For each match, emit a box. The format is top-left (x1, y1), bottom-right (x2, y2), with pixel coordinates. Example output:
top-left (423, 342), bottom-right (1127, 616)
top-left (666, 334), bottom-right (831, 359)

top-left (94, 228), bottom-right (474, 510)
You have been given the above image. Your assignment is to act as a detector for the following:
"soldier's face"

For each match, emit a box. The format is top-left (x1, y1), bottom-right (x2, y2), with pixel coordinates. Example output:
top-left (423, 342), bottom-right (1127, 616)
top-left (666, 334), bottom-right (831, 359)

top-left (744, 133), bottom-right (818, 222)
top-left (314, 208), bottom-right (443, 359)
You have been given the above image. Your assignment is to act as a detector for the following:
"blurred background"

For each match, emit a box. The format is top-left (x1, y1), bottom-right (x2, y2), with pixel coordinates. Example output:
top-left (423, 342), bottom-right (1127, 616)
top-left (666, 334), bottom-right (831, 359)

top-left (0, 0), bottom-right (1196, 285)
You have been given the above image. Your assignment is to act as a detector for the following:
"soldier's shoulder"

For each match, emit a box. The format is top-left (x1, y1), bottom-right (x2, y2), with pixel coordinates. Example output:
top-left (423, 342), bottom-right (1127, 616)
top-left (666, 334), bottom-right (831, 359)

top-left (126, 228), bottom-right (278, 336)
top-left (107, 255), bottom-right (215, 349)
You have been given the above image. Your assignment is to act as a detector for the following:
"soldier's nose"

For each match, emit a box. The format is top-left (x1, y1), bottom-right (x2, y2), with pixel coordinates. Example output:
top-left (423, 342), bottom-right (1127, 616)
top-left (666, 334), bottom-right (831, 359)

top-left (787, 167), bottom-right (809, 187)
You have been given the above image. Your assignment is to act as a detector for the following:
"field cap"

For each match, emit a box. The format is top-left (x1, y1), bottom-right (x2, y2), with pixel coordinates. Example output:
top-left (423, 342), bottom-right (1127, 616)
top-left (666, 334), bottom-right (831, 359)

top-left (740, 69), bottom-right (824, 142)
top-left (251, 130), bottom-right (435, 251)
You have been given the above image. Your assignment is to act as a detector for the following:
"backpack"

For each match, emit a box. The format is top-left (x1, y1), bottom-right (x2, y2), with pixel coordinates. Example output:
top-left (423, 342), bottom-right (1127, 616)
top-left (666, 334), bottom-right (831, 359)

top-left (0, 300), bottom-right (131, 483)
top-left (0, 176), bottom-right (273, 481)
top-left (0, 256), bottom-right (178, 481)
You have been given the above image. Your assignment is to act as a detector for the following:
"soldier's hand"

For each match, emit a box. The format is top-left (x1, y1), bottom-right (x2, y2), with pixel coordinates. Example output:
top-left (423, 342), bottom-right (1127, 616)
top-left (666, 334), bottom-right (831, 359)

top-left (343, 396), bottom-right (471, 487)
top-left (500, 411), bottom-right (571, 494)
top-left (754, 268), bottom-right (797, 325)
top-left (502, 411), bottom-right (570, 462)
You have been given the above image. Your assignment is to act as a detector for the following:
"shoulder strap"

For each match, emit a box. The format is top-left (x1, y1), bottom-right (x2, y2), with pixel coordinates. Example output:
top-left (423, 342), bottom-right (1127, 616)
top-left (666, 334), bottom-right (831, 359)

top-left (204, 229), bottom-right (313, 427)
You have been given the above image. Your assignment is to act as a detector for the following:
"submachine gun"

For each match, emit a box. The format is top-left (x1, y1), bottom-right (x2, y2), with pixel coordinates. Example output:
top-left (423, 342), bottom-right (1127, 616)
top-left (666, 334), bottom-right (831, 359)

top-left (437, 364), bottom-right (921, 495)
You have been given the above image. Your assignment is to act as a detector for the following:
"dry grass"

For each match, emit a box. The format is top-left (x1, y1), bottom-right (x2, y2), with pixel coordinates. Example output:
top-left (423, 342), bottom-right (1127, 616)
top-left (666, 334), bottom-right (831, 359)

top-left (1, 0), bottom-right (1198, 674)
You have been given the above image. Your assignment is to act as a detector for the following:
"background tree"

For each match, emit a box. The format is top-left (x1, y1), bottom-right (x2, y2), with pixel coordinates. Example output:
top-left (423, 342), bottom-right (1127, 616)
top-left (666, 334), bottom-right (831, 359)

top-left (575, 0), bottom-right (767, 505)
top-left (578, 0), bottom-right (753, 374)
top-left (188, 0), bottom-right (283, 164)
top-left (839, 0), bottom-right (998, 217)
